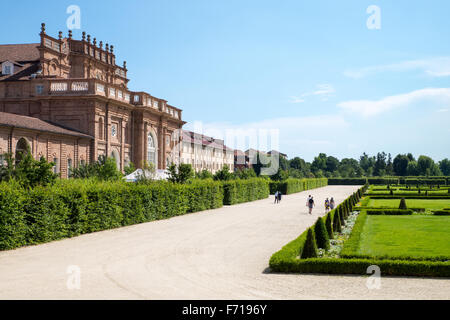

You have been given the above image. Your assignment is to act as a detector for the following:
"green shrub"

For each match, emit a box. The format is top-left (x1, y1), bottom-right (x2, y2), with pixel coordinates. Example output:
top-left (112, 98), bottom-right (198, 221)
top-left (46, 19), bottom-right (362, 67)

top-left (333, 209), bottom-right (342, 233)
top-left (339, 206), bottom-right (346, 226)
top-left (0, 182), bottom-right (27, 250)
top-left (399, 198), bottom-right (408, 210)
top-left (325, 213), bottom-right (333, 239)
top-left (300, 228), bottom-right (318, 259)
top-left (314, 217), bottom-right (330, 250)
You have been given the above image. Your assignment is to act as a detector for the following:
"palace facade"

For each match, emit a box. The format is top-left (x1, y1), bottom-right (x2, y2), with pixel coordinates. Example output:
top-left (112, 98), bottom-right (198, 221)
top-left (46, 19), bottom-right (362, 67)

top-left (0, 24), bottom-right (185, 178)
top-left (181, 130), bottom-right (234, 173)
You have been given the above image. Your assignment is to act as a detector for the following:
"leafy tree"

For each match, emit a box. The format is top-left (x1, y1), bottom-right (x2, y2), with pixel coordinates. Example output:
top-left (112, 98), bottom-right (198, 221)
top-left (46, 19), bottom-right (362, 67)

top-left (213, 164), bottom-right (233, 181)
top-left (326, 156), bottom-right (340, 173)
top-left (196, 169), bottom-right (214, 180)
top-left (393, 154), bottom-right (410, 176)
top-left (136, 161), bottom-right (156, 183)
top-left (373, 152), bottom-right (387, 176)
top-left (417, 155), bottom-right (435, 176)
top-left (0, 151), bottom-right (57, 188)
top-left (300, 228), bottom-right (318, 259)
top-left (71, 155), bottom-right (122, 181)
top-left (124, 162), bottom-right (136, 175)
top-left (359, 152), bottom-right (375, 176)
top-left (406, 161), bottom-right (419, 176)
top-left (311, 153), bottom-right (327, 174)
top-left (234, 168), bottom-right (256, 179)
top-left (386, 153), bottom-right (394, 176)
top-left (439, 159), bottom-right (450, 176)
top-left (167, 163), bottom-right (194, 184)
top-left (270, 168), bottom-right (289, 181)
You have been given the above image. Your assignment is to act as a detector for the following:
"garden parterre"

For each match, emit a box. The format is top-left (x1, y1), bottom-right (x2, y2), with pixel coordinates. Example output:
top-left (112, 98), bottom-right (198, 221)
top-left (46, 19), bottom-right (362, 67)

top-left (269, 183), bottom-right (450, 277)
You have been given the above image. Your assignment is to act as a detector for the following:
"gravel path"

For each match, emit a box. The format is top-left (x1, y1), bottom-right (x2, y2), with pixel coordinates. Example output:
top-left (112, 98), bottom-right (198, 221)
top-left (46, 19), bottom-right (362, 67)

top-left (0, 185), bottom-right (448, 300)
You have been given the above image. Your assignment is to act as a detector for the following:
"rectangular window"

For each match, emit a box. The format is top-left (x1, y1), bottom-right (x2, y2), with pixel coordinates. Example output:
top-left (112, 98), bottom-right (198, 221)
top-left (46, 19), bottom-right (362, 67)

top-left (4, 65), bottom-right (11, 75)
top-left (68, 159), bottom-right (73, 177)
top-left (36, 85), bottom-right (44, 95)
top-left (53, 158), bottom-right (59, 174)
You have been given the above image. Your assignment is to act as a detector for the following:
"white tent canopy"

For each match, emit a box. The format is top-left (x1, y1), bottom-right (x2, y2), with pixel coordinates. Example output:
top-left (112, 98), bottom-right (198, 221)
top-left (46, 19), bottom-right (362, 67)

top-left (124, 169), bottom-right (169, 182)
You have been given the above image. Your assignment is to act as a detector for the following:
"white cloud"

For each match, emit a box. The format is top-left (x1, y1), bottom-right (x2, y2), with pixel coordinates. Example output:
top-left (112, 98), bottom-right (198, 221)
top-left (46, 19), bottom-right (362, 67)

top-left (437, 108), bottom-right (449, 113)
top-left (338, 88), bottom-right (450, 117)
top-left (289, 96), bottom-right (305, 104)
top-left (344, 57), bottom-right (450, 79)
top-left (289, 84), bottom-right (335, 104)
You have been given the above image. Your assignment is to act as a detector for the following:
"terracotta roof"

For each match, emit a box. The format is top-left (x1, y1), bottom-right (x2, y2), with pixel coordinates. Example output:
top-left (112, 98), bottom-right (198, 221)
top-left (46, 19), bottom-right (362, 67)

top-left (0, 43), bottom-right (40, 63)
top-left (0, 112), bottom-right (93, 139)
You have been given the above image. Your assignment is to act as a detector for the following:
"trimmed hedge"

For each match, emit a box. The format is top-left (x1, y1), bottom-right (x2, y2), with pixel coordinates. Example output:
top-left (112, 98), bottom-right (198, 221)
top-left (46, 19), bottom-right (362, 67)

top-left (269, 178), bottom-right (328, 195)
top-left (269, 257), bottom-right (450, 277)
top-left (328, 178), bottom-right (367, 185)
top-left (222, 178), bottom-right (269, 205)
top-left (366, 209), bottom-right (413, 215)
top-left (433, 210), bottom-right (450, 216)
top-left (0, 179), bottom-right (224, 251)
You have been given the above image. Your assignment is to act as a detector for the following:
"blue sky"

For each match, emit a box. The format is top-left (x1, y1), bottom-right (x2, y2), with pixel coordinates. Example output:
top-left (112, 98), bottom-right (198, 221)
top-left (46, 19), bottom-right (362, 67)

top-left (3, 0), bottom-right (449, 161)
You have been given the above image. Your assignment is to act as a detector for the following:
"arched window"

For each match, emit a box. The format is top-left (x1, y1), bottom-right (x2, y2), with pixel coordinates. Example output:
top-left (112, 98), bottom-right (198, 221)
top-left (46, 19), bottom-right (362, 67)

top-left (147, 133), bottom-right (156, 165)
top-left (15, 138), bottom-right (30, 163)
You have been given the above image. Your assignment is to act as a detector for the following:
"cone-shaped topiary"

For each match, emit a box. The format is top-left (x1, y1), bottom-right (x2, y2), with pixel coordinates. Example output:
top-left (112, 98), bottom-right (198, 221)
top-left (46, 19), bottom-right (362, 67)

top-left (399, 198), bottom-right (407, 210)
top-left (325, 213), bottom-right (333, 239)
top-left (300, 228), bottom-right (318, 259)
top-left (333, 210), bottom-right (342, 233)
top-left (339, 206), bottom-right (346, 226)
top-left (314, 217), bottom-right (330, 250)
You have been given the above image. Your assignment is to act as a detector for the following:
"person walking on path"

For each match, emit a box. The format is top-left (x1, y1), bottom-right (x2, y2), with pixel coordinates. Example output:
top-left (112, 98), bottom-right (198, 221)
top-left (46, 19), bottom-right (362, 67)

top-left (325, 198), bottom-right (330, 213)
top-left (307, 196), bottom-right (315, 214)
top-left (330, 197), bottom-right (335, 210)
top-left (278, 191), bottom-right (282, 203)
top-left (274, 191), bottom-right (279, 204)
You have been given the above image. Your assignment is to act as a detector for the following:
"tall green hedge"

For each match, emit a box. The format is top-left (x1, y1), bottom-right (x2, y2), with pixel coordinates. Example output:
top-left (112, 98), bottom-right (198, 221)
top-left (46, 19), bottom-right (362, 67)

top-left (269, 178), bottom-right (328, 195)
top-left (222, 178), bottom-right (269, 205)
top-left (0, 179), bottom-right (224, 251)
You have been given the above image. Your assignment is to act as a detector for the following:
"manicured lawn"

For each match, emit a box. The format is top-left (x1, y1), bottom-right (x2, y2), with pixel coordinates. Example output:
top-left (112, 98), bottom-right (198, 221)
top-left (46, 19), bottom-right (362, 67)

top-left (358, 215), bottom-right (450, 259)
top-left (367, 199), bottom-right (450, 210)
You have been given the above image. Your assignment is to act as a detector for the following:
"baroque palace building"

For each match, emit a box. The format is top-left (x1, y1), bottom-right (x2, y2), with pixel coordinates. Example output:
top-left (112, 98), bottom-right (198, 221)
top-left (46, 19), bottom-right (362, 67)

top-left (181, 130), bottom-right (234, 173)
top-left (0, 23), bottom-right (185, 178)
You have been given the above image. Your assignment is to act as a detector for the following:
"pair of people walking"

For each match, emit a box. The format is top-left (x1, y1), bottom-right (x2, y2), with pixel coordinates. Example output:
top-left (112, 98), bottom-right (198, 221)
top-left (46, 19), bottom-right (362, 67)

top-left (274, 191), bottom-right (283, 204)
top-left (324, 197), bottom-right (335, 213)
top-left (306, 196), bottom-right (335, 215)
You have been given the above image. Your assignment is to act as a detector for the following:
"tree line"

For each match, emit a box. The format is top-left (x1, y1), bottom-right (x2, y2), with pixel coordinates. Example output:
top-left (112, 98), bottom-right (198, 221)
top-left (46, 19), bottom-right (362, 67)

top-left (279, 152), bottom-right (450, 179)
